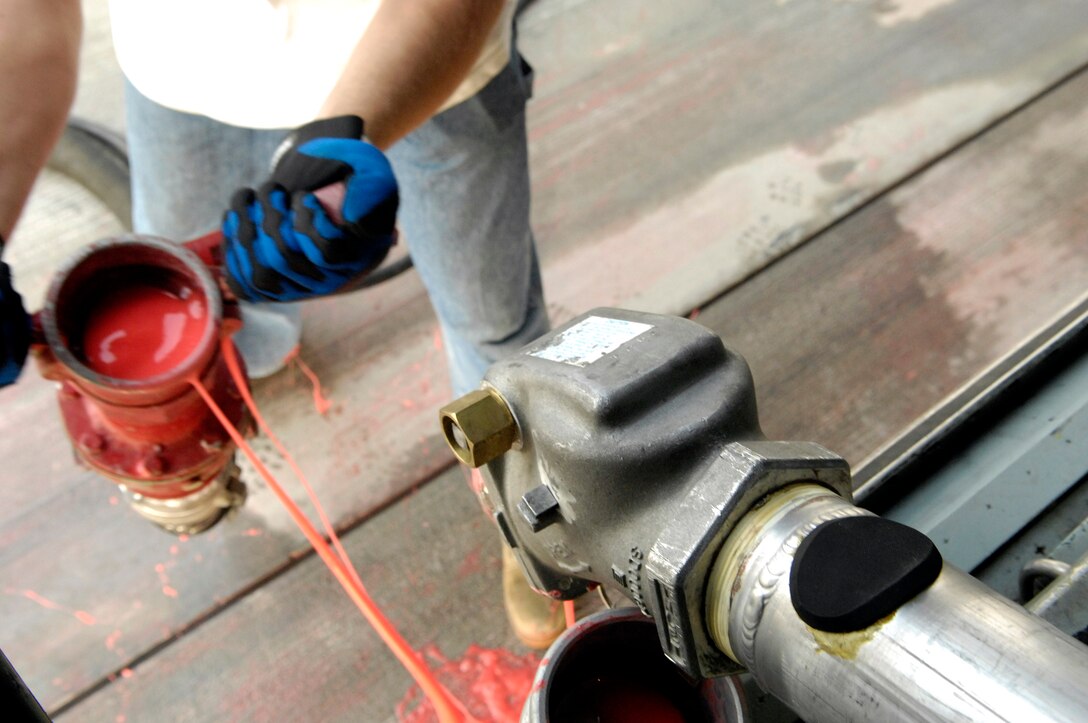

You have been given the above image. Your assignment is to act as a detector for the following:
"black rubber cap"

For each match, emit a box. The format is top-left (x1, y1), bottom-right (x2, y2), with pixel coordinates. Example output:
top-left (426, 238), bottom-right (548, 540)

top-left (790, 516), bottom-right (943, 633)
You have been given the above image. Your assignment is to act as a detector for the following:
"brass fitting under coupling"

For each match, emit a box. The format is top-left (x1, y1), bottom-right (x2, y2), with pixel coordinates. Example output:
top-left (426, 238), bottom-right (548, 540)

top-left (121, 459), bottom-right (248, 536)
top-left (439, 388), bottom-right (519, 467)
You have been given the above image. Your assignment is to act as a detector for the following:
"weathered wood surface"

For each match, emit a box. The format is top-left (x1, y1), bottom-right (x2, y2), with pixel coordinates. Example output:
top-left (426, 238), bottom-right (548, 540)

top-left (523, 0), bottom-right (1088, 315)
top-left (54, 28), bottom-right (1088, 723)
top-left (4, 0), bottom-right (1088, 713)
top-left (695, 65), bottom-right (1088, 469)
top-left (55, 467), bottom-right (525, 723)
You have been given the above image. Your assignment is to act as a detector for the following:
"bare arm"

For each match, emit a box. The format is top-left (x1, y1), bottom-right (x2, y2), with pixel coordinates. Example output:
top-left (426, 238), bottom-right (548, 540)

top-left (319, 0), bottom-right (506, 150)
top-left (0, 0), bottom-right (82, 244)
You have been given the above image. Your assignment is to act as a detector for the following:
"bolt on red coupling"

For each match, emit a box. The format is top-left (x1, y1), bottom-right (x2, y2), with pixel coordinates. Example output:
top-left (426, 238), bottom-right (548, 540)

top-left (32, 235), bottom-right (252, 534)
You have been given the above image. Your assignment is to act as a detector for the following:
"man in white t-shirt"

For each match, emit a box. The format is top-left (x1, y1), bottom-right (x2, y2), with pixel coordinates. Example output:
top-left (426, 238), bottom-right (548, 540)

top-left (0, 0), bottom-right (561, 648)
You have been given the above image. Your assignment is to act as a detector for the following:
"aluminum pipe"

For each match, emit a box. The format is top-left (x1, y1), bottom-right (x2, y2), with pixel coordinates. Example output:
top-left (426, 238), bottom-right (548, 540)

top-left (706, 484), bottom-right (1088, 722)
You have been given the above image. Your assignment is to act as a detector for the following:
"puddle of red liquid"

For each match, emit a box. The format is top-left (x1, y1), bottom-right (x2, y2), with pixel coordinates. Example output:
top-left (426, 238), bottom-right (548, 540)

top-left (82, 282), bottom-right (206, 379)
top-left (395, 644), bottom-right (541, 723)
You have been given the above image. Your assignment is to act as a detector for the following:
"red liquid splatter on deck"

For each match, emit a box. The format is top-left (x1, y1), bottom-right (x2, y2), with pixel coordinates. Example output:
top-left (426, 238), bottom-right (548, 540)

top-left (82, 283), bottom-right (206, 379)
top-left (12, 588), bottom-right (97, 626)
top-left (284, 347), bottom-right (332, 415)
top-left (396, 645), bottom-right (540, 723)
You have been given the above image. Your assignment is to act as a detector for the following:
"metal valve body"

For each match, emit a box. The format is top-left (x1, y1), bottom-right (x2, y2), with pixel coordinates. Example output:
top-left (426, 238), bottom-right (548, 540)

top-left (443, 308), bottom-right (852, 678)
top-left (442, 308), bottom-right (1088, 721)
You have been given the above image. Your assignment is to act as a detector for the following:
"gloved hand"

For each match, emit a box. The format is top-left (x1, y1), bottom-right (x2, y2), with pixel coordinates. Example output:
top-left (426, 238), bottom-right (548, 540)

top-left (221, 115), bottom-right (398, 302)
top-left (0, 254), bottom-right (31, 387)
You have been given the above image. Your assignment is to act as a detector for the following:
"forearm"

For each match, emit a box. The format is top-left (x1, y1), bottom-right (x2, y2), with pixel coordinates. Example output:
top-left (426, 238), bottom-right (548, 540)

top-left (319, 0), bottom-right (506, 150)
top-left (0, 0), bottom-right (82, 244)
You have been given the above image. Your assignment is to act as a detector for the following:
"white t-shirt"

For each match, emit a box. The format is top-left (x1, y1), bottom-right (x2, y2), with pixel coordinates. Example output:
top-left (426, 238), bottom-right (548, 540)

top-left (109, 0), bottom-right (515, 129)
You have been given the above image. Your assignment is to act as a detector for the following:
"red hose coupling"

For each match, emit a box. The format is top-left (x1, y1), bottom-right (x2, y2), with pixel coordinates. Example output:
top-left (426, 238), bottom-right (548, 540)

top-left (31, 235), bottom-right (252, 534)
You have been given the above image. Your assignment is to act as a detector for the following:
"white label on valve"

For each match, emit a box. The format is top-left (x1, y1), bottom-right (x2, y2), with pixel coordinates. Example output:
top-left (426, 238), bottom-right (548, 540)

top-left (530, 316), bottom-right (653, 367)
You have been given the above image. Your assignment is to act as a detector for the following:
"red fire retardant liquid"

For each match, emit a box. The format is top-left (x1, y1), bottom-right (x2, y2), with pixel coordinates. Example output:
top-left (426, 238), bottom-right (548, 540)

top-left (590, 684), bottom-right (688, 723)
top-left (82, 282), bottom-right (206, 379)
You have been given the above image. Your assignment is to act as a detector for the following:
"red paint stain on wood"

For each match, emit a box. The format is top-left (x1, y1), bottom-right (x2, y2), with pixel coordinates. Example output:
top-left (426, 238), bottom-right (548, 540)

top-left (396, 645), bottom-right (541, 723)
top-left (154, 562), bottom-right (177, 598)
top-left (286, 348), bottom-right (333, 415)
top-left (74, 610), bottom-right (98, 626)
top-left (456, 548), bottom-right (483, 579)
top-left (11, 588), bottom-right (98, 626)
top-left (105, 629), bottom-right (123, 651)
top-left (17, 589), bottom-right (64, 611)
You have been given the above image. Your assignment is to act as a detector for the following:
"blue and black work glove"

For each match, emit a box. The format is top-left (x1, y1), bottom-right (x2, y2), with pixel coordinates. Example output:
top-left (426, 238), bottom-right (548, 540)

top-left (0, 239), bottom-right (31, 386)
top-left (221, 115), bottom-right (398, 302)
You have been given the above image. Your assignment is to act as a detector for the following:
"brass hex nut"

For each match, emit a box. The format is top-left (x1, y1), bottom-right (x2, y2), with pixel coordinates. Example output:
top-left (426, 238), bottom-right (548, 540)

top-left (439, 389), bottom-right (519, 467)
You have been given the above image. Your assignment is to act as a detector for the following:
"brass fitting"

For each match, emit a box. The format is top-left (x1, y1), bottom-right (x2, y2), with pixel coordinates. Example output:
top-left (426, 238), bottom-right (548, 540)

top-left (121, 460), bottom-right (247, 535)
top-left (439, 388), bottom-right (519, 467)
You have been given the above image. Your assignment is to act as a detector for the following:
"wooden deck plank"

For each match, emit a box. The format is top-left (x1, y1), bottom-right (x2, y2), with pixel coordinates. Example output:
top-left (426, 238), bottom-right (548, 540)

top-left (520, 0), bottom-right (1088, 314)
top-left (694, 62), bottom-right (1088, 470)
top-left (4, 0), bottom-right (1088, 711)
top-left (54, 50), bottom-right (1088, 722)
top-left (55, 467), bottom-right (529, 723)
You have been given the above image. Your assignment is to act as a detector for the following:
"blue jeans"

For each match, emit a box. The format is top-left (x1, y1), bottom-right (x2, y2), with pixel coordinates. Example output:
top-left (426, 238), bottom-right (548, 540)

top-left (124, 47), bottom-right (549, 395)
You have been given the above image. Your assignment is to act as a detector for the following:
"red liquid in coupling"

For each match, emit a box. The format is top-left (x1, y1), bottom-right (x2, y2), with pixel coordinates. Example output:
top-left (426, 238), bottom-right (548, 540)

top-left (591, 684), bottom-right (688, 723)
top-left (82, 282), bottom-right (207, 379)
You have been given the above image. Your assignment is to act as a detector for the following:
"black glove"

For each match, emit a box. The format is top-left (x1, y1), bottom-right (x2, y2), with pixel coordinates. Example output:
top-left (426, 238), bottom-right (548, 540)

top-left (0, 245), bottom-right (30, 386)
top-left (221, 116), bottom-right (399, 302)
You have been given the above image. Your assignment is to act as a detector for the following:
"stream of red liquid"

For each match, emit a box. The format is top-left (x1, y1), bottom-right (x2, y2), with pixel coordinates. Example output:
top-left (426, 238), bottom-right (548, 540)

top-left (202, 339), bottom-right (472, 723)
top-left (82, 282), bottom-right (206, 379)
